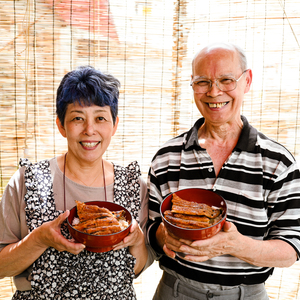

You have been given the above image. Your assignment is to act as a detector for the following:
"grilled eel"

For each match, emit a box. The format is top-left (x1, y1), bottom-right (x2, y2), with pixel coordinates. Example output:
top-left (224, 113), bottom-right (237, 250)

top-left (163, 193), bottom-right (223, 229)
top-left (164, 210), bottom-right (223, 229)
top-left (164, 210), bottom-right (210, 228)
top-left (79, 225), bottom-right (122, 235)
top-left (75, 200), bottom-right (114, 222)
top-left (73, 201), bottom-right (128, 235)
top-left (171, 193), bottom-right (222, 219)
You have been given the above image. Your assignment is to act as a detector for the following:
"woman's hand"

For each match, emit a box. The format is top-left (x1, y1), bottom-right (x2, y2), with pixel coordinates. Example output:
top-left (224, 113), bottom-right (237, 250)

top-left (33, 210), bottom-right (85, 255)
top-left (0, 210), bottom-right (85, 278)
top-left (113, 219), bottom-right (148, 275)
top-left (113, 219), bottom-right (143, 250)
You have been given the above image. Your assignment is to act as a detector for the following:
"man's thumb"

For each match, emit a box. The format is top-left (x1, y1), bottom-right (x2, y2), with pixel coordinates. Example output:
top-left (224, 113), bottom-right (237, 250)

top-left (223, 221), bottom-right (232, 232)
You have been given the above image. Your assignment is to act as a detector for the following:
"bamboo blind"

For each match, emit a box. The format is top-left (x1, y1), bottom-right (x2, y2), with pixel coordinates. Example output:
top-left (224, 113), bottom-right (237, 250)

top-left (0, 0), bottom-right (300, 193)
top-left (0, 0), bottom-right (300, 298)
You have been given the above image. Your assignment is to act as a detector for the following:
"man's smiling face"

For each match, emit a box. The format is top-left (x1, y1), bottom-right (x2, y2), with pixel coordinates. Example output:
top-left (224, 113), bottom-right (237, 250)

top-left (191, 45), bottom-right (252, 127)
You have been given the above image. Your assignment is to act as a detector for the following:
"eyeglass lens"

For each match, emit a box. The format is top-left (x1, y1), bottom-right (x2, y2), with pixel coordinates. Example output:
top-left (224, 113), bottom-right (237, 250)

top-left (193, 77), bottom-right (237, 93)
top-left (191, 70), bottom-right (247, 93)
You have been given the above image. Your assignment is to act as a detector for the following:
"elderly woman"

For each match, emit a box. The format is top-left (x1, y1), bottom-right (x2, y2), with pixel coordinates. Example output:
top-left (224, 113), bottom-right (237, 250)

top-left (0, 66), bottom-right (153, 299)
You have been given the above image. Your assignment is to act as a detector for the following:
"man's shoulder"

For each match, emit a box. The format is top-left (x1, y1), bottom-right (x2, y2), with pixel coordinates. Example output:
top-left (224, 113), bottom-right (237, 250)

top-left (153, 132), bottom-right (188, 157)
top-left (162, 132), bottom-right (187, 147)
top-left (257, 133), bottom-right (296, 167)
top-left (257, 131), bottom-right (295, 158)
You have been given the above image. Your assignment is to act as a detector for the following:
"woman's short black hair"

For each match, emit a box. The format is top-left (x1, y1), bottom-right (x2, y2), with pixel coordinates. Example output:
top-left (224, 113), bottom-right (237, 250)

top-left (56, 66), bottom-right (120, 125)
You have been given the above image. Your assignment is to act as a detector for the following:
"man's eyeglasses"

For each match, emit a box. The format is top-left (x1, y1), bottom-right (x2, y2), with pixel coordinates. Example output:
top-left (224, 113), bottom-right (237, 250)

top-left (190, 69), bottom-right (249, 94)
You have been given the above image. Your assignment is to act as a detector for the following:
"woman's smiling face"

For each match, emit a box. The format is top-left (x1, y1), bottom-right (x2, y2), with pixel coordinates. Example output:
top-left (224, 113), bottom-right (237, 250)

top-left (57, 102), bottom-right (118, 164)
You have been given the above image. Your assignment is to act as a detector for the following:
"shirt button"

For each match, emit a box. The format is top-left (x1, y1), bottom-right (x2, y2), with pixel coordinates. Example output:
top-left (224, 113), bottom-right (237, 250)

top-left (208, 168), bottom-right (213, 172)
top-left (207, 292), bottom-right (214, 298)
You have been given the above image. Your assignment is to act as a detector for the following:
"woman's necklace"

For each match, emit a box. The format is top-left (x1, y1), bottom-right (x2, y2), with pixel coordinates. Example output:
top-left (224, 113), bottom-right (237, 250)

top-left (68, 166), bottom-right (101, 187)
top-left (63, 153), bottom-right (107, 210)
top-left (65, 153), bottom-right (104, 187)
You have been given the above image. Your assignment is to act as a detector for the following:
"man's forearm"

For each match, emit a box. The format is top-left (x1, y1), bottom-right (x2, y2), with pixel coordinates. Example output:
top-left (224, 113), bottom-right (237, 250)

top-left (232, 236), bottom-right (297, 268)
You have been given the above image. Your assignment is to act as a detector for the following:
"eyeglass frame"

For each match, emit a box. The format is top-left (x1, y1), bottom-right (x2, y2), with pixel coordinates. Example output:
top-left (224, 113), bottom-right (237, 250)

top-left (190, 69), bottom-right (249, 93)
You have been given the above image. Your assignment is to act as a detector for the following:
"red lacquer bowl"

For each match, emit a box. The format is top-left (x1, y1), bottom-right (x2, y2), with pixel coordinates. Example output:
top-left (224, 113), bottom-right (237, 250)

top-left (160, 188), bottom-right (227, 240)
top-left (67, 201), bottom-right (132, 252)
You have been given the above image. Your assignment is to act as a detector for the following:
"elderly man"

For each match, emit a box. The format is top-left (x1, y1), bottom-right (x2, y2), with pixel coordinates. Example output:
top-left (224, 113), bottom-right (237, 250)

top-left (147, 43), bottom-right (300, 300)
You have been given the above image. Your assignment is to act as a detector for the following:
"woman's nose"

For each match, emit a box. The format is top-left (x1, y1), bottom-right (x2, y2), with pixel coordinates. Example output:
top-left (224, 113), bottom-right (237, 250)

top-left (83, 121), bottom-right (96, 135)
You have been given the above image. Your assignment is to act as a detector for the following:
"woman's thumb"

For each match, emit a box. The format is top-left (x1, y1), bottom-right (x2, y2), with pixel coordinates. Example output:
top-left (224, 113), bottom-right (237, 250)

top-left (56, 210), bottom-right (70, 226)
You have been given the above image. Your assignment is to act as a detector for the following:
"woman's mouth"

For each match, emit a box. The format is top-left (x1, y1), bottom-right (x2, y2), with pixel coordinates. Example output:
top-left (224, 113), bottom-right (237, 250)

top-left (80, 141), bottom-right (100, 149)
top-left (208, 102), bottom-right (228, 108)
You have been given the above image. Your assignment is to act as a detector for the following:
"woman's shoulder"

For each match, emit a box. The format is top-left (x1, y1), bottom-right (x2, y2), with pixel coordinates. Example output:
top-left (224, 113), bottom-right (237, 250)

top-left (19, 157), bottom-right (55, 168)
top-left (17, 157), bottom-right (57, 184)
top-left (113, 161), bottom-right (142, 187)
top-left (114, 161), bottom-right (141, 174)
top-left (6, 165), bottom-right (25, 191)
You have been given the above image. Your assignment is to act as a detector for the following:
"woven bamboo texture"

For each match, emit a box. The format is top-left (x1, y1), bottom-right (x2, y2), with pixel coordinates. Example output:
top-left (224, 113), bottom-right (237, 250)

top-left (1, 0), bottom-right (300, 298)
top-left (1, 0), bottom-right (300, 195)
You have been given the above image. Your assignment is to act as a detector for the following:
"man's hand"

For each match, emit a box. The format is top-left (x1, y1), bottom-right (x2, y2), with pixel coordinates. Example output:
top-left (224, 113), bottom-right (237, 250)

top-left (156, 222), bottom-right (186, 259)
top-left (158, 221), bottom-right (297, 268)
top-left (156, 221), bottom-right (237, 261)
top-left (176, 221), bottom-right (235, 262)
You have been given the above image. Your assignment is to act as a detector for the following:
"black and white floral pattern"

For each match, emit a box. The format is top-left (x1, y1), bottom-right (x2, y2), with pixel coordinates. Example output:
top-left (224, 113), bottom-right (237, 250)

top-left (12, 159), bottom-right (141, 300)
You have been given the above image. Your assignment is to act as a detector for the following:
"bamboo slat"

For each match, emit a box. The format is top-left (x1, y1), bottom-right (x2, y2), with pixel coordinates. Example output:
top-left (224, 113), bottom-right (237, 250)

top-left (0, 277), bottom-right (16, 300)
top-left (1, 0), bottom-right (300, 297)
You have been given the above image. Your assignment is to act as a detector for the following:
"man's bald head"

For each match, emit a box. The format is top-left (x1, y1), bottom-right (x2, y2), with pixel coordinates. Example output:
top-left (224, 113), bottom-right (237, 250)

top-left (192, 43), bottom-right (247, 75)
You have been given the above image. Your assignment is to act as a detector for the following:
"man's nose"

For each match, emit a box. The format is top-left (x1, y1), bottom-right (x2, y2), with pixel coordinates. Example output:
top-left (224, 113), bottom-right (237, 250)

top-left (206, 80), bottom-right (223, 97)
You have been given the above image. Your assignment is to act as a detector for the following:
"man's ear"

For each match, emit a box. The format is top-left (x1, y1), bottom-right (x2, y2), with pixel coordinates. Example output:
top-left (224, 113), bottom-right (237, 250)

top-left (56, 117), bottom-right (66, 138)
top-left (244, 69), bottom-right (253, 94)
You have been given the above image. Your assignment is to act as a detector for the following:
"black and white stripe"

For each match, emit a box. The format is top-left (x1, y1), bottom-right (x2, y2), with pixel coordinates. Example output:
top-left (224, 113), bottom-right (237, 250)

top-left (147, 115), bottom-right (300, 286)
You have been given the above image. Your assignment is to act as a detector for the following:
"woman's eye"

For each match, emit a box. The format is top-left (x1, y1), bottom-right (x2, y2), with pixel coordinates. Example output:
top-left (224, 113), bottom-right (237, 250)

top-left (73, 117), bottom-right (83, 121)
top-left (97, 116), bottom-right (105, 121)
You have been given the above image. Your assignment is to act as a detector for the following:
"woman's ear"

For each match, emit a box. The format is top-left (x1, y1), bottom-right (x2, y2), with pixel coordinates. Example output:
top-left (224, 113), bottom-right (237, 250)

top-left (56, 117), bottom-right (67, 138)
top-left (112, 116), bottom-right (119, 136)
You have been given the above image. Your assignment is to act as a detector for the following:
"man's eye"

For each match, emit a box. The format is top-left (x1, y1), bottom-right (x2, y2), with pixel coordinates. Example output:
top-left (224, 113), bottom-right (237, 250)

top-left (219, 78), bottom-right (234, 85)
top-left (97, 117), bottom-right (105, 121)
top-left (195, 80), bottom-right (210, 86)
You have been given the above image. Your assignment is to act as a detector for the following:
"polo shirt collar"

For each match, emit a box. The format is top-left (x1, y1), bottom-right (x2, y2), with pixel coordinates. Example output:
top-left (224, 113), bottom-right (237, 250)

top-left (184, 115), bottom-right (258, 152)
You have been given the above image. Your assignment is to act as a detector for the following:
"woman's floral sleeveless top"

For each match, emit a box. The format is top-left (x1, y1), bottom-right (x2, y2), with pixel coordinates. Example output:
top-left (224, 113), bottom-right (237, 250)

top-left (12, 159), bottom-right (141, 300)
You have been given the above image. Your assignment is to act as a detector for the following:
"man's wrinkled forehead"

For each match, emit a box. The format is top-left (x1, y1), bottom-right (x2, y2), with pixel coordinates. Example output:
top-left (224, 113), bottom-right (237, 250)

top-left (192, 45), bottom-right (238, 75)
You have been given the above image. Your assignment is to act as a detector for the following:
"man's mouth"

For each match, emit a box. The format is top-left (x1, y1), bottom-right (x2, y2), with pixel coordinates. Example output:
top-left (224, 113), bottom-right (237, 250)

top-left (208, 102), bottom-right (228, 108)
